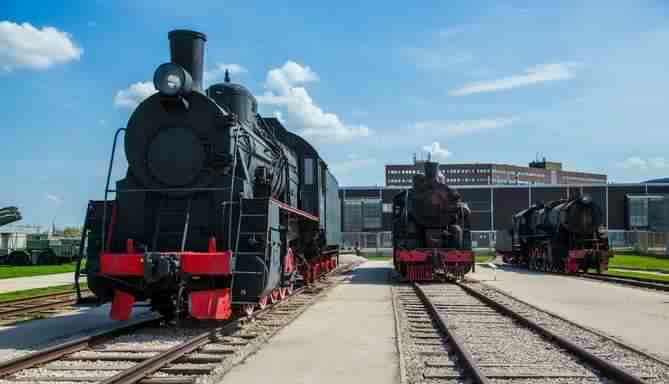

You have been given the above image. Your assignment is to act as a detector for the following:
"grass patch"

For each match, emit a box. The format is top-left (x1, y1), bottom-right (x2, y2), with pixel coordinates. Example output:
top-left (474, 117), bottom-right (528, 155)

top-left (0, 262), bottom-right (78, 280)
top-left (0, 282), bottom-right (87, 303)
top-left (596, 270), bottom-right (669, 283)
top-left (608, 253), bottom-right (669, 272)
top-left (364, 255), bottom-right (392, 261)
top-left (475, 254), bottom-right (495, 263)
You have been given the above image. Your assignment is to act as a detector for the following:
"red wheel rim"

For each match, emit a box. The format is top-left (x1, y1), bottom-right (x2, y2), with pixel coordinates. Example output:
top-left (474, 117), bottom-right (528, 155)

top-left (258, 296), bottom-right (268, 309)
top-left (242, 304), bottom-right (254, 316)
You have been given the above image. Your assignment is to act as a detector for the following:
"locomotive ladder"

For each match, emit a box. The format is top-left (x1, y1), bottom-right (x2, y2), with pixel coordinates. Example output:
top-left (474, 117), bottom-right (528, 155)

top-left (151, 197), bottom-right (193, 252)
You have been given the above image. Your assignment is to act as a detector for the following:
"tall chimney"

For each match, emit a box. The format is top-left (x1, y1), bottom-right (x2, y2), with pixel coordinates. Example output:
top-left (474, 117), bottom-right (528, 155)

top-left (168, 30), bottom-right (207, 92)
top-left (424, 161), bottom-right (439, 180)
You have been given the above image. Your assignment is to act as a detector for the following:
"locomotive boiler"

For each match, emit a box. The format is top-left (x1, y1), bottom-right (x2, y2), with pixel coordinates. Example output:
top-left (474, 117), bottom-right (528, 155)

top-left (77, 30), bottom-right (341, 321)
top-left (392, 161), bottom-right (474, 281)
top-left (496, 195), bottom-right (612, 273)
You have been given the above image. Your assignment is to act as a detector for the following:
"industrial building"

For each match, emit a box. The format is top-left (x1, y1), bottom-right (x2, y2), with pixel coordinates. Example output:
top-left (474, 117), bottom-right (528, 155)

top-left (339, 183), bottom-right (669, 251)
top-left (385, 159), bottom-right (607, 187)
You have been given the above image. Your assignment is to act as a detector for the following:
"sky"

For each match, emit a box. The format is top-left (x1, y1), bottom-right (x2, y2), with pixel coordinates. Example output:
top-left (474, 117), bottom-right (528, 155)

top-left (1, 0), bottom-right (669, 228)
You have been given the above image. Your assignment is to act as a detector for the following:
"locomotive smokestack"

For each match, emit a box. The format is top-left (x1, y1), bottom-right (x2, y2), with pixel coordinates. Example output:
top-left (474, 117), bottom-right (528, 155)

top-left (168, 30), bottom-right (207, 92)
top-left (424, 161), bottom-right (439, 180)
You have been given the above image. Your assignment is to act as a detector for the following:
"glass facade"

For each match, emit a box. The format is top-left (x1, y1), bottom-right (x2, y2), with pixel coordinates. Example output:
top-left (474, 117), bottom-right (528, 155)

top-left (342, 198), bottom-right (382, 232)
top-left (625, 194), bottom-right (669, 231)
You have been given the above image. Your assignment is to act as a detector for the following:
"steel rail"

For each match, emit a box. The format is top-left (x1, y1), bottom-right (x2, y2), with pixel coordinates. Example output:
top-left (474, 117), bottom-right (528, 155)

top-left (582, 273), bottom-right (669, 291)
top-left (0, 258), bottom-right (351, 383)
top-left (100, 261), bottom-right (352, 384)
top-left (101, 284), bottom-right (322, 384)
top-left (413, 283), bottom-right (491, 384)
top-left (0, 317), bottom-right (163, 378)
top-left (0, 290), bottom-right (83, 306)
top-left (0, 290), bottom-right (91, 318)
top-left (457, 282), bottom-right (649, 384)
top-left (495, 263), bottom-right (669, 292)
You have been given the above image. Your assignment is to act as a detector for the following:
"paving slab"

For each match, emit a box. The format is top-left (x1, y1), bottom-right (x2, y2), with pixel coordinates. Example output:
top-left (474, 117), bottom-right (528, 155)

top-left (470, 265), bottom-right (669, 361)
top-left (219, 260), bottom-right (399, 384)
top-left (0, 273), bottom-right (80, 294)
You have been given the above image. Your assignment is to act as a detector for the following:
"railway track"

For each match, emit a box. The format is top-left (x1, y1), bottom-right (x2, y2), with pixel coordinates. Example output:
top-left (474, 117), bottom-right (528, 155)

top-left (497, 262), bottom-right (669, 292)
top-left (581, 272), bottom-right (669, 292)
top-left (0, 290), bottom-right (92, 324)
top-left (394, 281), bottom-right (669, 384)
top-left (0, 261), bottom-right (359, 384)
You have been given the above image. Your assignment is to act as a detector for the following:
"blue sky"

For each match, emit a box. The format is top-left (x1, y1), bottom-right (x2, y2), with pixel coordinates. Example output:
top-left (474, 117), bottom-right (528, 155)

top-left (1, 0), bottom-right (669, 228)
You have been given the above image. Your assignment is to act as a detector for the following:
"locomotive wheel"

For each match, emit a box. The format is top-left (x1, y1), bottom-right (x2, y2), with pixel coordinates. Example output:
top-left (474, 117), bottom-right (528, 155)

top-left (38, 249), bottom-right (57, 265)
top-left (8, 250), bottom-right (31, 266)
top-left (270, 289), bottom-right (280, 304)
top-left (258, 295), bottom-right (269, 310)
top-left (242, 304), bottom-right (255, 317)
top-left (152, 297), bottom-right (176, 321)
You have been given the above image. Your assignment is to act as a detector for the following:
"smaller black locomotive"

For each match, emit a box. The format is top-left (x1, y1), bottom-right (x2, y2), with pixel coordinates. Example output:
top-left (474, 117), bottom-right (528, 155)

top-left (496, 195), bottom-right (612, 273)
top-left (392, 161), bottom-right (474, 281)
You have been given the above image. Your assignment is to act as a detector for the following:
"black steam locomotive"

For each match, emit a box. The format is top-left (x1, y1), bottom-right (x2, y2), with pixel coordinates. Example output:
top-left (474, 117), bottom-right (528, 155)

top-left (392, 161), bottom-right (474, 281)
top-left (77, 30), bottom-right (340, 321)
top-left (496, 195), bottom-right (612, 273)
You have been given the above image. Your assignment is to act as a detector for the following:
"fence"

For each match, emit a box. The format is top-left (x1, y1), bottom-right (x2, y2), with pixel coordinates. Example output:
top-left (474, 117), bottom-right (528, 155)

top-left (341, 230), bottom-right (669, 256)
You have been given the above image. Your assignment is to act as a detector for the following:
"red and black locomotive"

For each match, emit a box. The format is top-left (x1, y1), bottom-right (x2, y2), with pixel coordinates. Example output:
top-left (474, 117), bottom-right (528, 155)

top-left (77, 30), bottom-right (340, 321)
top-left (392, 161), bottom-right (474, 281)
top-left (496, 195), bottom-right (612, 273)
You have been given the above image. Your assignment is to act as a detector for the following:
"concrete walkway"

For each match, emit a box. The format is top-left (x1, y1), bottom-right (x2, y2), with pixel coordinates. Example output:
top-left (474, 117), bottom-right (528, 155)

top-left (0, 273), bottom-right (80, 294)
top-left (470, 265), bottom-right (669, 361)
top-left (220, 261), bottom-right (399, 384)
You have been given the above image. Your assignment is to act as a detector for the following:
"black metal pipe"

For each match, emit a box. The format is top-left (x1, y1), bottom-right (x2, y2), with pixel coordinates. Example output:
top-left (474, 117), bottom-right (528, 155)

top-left (101, 128), bottom-right (126, 252)
top-left (168, 30), bottom-right (206, 92)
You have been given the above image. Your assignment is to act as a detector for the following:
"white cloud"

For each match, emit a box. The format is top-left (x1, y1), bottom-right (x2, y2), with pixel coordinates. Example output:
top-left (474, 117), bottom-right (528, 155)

top-left (617, 156), bottom-right (669, 171)
top-left (410, 117), bottom-right (516, 138)
top-left (45, 193), bottom-right (63, 204)
top-left (204, 63), bottom-right (247, 83)
top-left (114, 81), bottom-right (156, 109)
top-left (648, 157), bottom-right (668, 169)
top-left (258, 61), bottom-right (371, 142)
top-left (0, 21), bottom-right (82, 71)
top-left (422, 142), bottom-right (452, 160)
top-left (330, 154), bottom-right (376, 175)
top-left (449, 63), bottom-right (579, 96)
top-left (273, 110), bottom-right (284, 123)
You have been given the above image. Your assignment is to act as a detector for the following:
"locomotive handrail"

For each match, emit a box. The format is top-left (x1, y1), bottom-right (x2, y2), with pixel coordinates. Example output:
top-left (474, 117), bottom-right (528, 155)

top-left (110, 187), bottom-right (234, 193)
top-left (101, 128), bottom-right (126, 252)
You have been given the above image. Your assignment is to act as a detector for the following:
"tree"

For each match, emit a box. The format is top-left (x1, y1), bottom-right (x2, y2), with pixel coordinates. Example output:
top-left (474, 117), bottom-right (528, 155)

top-left (62, 226), bottom-right (82, 237)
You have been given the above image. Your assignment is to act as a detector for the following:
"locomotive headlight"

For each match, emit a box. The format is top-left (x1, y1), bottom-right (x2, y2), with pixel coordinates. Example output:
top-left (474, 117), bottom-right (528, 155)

top-left (598, 225), bottom-right (608, 237)
top-left (153, 62), bottom-right (193, 96)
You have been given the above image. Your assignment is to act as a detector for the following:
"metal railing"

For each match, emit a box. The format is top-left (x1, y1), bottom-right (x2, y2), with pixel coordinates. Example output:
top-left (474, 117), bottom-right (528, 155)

top-left (342, 230), bottom-right (669, 256)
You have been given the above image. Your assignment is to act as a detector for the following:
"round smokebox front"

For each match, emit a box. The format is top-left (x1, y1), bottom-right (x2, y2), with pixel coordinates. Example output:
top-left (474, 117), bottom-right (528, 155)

top-left (147, 126), bottom-right (205, 186)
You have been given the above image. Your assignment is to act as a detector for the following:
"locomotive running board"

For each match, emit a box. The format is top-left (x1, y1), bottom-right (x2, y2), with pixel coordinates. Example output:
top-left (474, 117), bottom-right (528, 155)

top-left (270, 198), bottom-right (319, 222)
